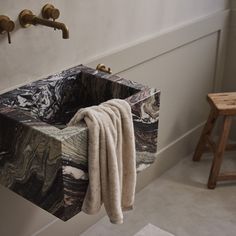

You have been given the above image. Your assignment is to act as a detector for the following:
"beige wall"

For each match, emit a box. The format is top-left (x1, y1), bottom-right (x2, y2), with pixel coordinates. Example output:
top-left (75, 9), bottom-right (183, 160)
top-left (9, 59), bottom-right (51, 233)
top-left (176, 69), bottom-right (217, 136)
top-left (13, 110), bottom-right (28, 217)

top-left (223, 0), bottom-right (236, 139)
top-left (224, 0), bottom-right (236, 92)
top-left (0, 0), bottom-right (228, 92)
top-left (0, 1), bottom-right (230, 236)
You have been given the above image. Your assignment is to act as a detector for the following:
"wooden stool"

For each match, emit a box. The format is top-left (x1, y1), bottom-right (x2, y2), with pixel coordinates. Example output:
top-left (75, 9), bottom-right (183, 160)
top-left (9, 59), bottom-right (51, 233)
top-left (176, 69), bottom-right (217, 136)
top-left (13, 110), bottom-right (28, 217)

top-left (193, 92), bottom-right (236, 189)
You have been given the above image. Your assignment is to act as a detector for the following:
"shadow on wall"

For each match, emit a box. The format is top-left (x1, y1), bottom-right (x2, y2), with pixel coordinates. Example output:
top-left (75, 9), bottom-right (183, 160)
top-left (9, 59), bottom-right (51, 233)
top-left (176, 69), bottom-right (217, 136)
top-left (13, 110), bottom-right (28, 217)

top-left (0, 185), bottom-right (56, 236)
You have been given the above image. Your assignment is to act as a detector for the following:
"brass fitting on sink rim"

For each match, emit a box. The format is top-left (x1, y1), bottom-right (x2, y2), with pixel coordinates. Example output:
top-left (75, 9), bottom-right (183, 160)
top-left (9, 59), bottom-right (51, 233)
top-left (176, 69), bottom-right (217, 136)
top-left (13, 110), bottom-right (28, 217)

top-left (96, 64), bottom-right (112, 74)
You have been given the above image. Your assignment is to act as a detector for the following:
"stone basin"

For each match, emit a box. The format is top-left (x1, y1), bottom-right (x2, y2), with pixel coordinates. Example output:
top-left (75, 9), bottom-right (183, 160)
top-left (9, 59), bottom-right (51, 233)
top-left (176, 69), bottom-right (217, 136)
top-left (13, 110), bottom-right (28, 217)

top-left (0, 65), bottom-right (160, 221)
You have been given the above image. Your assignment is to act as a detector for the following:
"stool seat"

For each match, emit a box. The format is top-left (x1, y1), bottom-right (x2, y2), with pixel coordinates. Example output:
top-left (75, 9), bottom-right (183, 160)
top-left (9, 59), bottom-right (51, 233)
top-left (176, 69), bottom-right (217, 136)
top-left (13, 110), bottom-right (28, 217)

top-left (208, 92), bottom-right (236, 115)
top-left (193, 92), bottom-right (236, 189)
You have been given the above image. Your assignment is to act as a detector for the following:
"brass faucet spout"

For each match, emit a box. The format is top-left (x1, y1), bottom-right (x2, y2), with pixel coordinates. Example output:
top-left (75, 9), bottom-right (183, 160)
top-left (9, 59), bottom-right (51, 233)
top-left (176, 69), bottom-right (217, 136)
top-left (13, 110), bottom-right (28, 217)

top-left (33, 17), bottom-right (69, 39)
top-left (19, 10), bottom-right (69, 39)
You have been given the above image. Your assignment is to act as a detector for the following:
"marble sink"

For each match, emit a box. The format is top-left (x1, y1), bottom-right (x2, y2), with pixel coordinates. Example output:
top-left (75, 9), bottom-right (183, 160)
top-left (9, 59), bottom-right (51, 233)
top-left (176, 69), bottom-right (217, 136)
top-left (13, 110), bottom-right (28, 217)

top-left (0, 65), bottom-right (160, 221)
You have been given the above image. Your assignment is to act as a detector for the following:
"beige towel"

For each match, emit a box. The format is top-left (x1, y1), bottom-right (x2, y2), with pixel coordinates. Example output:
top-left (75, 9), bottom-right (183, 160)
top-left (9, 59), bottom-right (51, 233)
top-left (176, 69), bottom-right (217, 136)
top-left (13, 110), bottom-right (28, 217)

top-left (68, 99), bottom-right (136, 224)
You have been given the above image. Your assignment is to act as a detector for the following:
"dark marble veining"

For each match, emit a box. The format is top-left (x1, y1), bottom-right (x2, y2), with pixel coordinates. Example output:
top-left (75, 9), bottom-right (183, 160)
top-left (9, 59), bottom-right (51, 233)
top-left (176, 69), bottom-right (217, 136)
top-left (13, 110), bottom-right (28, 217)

top-left (0, 65), bottom-right (160, 221)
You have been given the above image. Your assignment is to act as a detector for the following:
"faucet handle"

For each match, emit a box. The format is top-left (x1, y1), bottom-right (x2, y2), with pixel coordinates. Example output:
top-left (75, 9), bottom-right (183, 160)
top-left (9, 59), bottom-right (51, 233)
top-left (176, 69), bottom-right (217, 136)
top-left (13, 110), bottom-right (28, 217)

top-left (42, 4), bottom-right (60, 30)
top-left (0, 15), bottom-right (15, 44)
top-left (42, 4), bottom-right (60, 21)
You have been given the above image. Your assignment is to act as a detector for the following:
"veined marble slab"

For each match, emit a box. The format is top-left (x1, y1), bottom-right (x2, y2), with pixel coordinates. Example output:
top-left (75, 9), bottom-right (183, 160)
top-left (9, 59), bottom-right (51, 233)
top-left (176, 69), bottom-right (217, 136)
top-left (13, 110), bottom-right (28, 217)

top-left (0, 65), bottom-right (160, 221)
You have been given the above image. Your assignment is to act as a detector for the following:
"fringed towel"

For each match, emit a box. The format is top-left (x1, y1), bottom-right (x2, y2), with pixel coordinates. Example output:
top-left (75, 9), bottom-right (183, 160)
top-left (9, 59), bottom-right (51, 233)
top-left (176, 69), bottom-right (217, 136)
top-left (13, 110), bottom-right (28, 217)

top-left (68, 99), bottom-right (136, 224)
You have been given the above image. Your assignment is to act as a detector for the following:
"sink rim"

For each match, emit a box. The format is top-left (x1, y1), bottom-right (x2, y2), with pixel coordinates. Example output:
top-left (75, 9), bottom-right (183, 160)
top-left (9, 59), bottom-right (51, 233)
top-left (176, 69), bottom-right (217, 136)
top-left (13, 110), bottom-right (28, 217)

top-left (0, 65), bottom-right (160, 140)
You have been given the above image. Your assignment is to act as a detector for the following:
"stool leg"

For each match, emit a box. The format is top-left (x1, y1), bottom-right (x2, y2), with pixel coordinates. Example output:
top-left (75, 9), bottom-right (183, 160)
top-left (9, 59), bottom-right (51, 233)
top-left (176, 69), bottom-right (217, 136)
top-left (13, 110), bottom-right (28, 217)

top-left (193, 110), bottom-right (217, 162)
top-left (207, 116), bottom-right (232, 189)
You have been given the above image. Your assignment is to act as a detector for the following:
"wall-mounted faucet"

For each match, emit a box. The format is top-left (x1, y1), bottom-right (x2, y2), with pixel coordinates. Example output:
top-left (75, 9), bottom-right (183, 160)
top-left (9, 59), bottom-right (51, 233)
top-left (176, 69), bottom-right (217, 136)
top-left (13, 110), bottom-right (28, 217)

top-left (0, 15), bottom-right (15, 44)
top-left (19, 4), bottom-right (69, 39)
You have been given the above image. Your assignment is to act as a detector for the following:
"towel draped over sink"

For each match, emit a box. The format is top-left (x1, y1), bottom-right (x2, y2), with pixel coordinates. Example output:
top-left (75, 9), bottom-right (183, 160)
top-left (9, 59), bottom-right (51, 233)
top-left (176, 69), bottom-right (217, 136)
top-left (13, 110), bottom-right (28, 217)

top-left (68, 99), bottom-right (136, 224)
